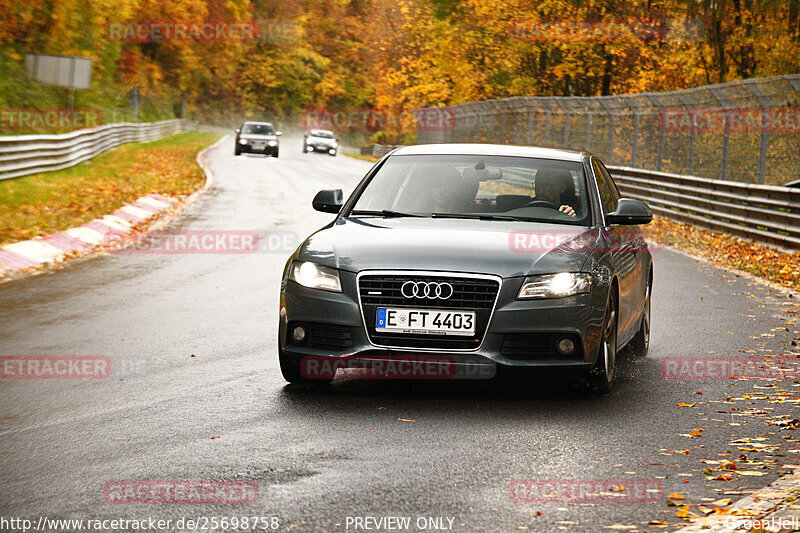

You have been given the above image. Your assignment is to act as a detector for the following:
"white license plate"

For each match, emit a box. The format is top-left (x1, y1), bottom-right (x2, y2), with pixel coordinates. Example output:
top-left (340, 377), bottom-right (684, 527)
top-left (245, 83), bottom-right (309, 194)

top-left (252, 142), bottom-right (266, 148)
top-left (376, 307), bottom-right (476, 336)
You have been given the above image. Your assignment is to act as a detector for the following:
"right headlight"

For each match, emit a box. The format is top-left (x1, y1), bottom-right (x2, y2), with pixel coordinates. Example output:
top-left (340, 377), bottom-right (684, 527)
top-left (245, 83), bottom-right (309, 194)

top-left (288, 260), bottom-right (342, 292)
top-left (517, 272), bottom-right (591, 299)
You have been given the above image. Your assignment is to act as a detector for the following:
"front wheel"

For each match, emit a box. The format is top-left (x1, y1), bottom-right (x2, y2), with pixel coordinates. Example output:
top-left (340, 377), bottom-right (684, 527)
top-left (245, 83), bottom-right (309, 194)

top-left (588, 289), bottom-right (618, 393)
top-left (272, 148), bottom-right (279, 158)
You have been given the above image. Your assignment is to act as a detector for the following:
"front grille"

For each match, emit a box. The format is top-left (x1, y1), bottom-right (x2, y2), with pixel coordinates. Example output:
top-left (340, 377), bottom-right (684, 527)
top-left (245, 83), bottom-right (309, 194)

top-left (360, 275), bottom-right (498, 309)
top-left (358, 273), bottom-right (500, 350)
top-left (289, 322), bottom-right (353, 351)
top-left (501, 333), bottom-right (583, 360)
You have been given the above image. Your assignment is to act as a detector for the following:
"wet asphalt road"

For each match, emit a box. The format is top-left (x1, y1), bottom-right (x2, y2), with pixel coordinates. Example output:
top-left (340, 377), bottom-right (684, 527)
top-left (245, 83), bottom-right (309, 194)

top-left (1, 136), bottom-right (798, 533)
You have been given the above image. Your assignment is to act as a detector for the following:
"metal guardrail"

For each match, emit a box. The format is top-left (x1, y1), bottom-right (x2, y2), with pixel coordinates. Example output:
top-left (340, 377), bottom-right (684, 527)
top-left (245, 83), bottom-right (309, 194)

top-left (0, 120), bottom-right (221, 181)
top-left (360, 144), bottom-right (401, 158)
top-left (607, 166), bottom-right (800, 250)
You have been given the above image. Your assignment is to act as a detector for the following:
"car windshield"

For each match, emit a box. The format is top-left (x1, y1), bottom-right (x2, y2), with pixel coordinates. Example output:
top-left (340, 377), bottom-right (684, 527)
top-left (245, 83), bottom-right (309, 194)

top-left (310, 131), bottom-right (334, 139)
top-left (350, 154), bottom-right (591, 225)
top-left (242, 123), bottom-right (274, 135)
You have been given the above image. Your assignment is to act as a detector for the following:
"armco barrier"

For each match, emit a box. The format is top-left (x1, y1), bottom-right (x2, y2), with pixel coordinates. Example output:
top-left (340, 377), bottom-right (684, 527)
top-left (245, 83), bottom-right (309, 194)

top-left (607, 165), bottom-right (800, 250)
top-left (0, 120), bottom-right (223, 181)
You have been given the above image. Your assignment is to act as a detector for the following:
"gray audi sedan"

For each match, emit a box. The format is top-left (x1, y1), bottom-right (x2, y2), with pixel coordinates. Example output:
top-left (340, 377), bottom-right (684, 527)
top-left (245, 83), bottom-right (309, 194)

top-left (279, 144), bottom-right (653, 392)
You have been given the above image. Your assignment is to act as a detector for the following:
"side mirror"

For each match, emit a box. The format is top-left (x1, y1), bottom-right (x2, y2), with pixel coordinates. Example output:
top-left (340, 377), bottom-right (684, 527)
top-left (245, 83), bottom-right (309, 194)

top-left (606, 198), bottom-right (652, 225)
top-left (312, 189), bottom-right (343, 214)
top-left (276, 131), bottom-right (282, 136)
top-left (234, 128), bottom-right (240, 134)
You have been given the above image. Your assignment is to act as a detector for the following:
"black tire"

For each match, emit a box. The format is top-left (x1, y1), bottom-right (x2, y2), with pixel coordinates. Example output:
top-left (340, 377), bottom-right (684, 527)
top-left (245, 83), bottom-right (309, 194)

top-left (235, 148), bottom-right (241, 156)
top-left (278, 345), bottom-right (332, 386)
top-left (272, 149), bottom-right (279, 158)
top-left (588, 288), bottom-right (618, 393)
top-left (628, 272), bottom-right (651, 357)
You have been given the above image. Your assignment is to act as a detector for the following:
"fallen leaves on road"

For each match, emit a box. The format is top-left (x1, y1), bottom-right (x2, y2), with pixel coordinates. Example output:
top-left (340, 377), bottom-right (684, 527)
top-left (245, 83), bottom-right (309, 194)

top-left (642, 216), bottom-right (800, 292)
top-left (397, 418), bottom-right (415, 422)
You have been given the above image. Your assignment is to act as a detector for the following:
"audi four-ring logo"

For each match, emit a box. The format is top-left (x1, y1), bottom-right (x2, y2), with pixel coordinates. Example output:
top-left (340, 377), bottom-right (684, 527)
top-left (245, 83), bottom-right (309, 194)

top-left (401, 281), bottom-right (454, 299)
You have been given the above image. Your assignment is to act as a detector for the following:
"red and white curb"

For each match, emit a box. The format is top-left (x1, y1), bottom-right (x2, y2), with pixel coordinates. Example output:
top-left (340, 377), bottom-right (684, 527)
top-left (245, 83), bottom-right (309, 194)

top-left (0, 134), bottom-right (227, 282)
top-left (0, 194), bottom-right (177, 279)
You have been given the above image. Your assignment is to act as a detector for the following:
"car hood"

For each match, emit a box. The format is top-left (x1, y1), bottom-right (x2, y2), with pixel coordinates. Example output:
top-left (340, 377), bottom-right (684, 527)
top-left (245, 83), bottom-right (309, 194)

top-left (308, 136), bottom-right (336, 145)
top-left (297, 217), bottom-right (601, 278)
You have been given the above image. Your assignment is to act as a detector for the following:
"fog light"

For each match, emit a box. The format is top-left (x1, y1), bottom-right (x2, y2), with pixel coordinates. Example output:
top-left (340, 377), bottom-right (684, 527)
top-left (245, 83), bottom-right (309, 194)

top-left (557, 338), bottom-right (575, 355)
top-left (292, 325), bottom-right (307, 343)
top-left (306, 146), bottom-right (313, 152)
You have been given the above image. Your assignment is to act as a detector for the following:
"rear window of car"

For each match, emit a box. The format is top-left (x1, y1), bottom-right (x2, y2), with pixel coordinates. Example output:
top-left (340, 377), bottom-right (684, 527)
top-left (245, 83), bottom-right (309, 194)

top-left (351, 154), bottom-right (591, 226)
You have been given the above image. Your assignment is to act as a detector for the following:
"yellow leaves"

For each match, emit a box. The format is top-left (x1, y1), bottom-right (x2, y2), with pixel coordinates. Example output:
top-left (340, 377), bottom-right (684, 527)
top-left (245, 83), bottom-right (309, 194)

top-left (677, 402), bottom-right (696, 407)
top-left (667, 492), bottom-right (686, 500)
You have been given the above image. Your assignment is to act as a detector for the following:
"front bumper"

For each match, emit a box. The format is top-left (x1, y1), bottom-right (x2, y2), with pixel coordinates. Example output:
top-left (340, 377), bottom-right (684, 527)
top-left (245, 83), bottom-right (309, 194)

top-left (279, 270), bottom-right (607, 373)
top-left (240, 141), bottom-right (278, 153)
top-left (305, 143), bottom-right (336, 153)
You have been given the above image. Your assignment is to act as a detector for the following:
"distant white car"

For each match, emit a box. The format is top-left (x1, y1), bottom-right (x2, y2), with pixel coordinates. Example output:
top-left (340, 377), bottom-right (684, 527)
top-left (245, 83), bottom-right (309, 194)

top-left (303, 130), bottom-right (338, 156)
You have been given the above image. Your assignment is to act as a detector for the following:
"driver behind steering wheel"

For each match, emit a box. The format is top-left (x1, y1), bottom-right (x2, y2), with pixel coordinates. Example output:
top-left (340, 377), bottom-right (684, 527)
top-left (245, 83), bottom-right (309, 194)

top-left (533, 167), bottom-right (577, 217)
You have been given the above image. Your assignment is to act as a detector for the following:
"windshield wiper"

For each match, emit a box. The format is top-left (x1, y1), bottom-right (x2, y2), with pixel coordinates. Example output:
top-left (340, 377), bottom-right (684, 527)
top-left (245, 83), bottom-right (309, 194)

top-left (350, 209), bottom-right (425, 218)
top-left (431, 213), bottom-right (522, 221)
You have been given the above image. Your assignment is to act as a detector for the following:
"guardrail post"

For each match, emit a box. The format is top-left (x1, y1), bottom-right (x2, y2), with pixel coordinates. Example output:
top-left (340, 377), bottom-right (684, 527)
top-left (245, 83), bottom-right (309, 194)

top-left (676, 94), bottom-right (696, 175)
top-left (525, 103), bottom-right (534, 144)
top-left (544, 108), bottom-right (552, 146)
top-left (631, 112), bottom-right (641, 167)
top-left (585, 113), bottom-right (593, 151)
top-left (646, 95), bottom-right (665, 172)
top-left (607, 114), bottom-right (615, 163)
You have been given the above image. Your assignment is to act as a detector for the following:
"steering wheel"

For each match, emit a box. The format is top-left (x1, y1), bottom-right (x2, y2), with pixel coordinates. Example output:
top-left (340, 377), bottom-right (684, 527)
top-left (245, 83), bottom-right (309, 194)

top-left (523, 199), bottom-right (560, 210)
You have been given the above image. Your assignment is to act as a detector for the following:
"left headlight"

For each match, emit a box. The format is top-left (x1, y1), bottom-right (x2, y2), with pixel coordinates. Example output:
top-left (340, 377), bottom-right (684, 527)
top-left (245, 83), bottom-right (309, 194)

top-left (289, 261), bottom-right (342, 292)
top-left (238, 139), bottom-right (248, 145)
top-left (517, 272), bottom-right (591, 299)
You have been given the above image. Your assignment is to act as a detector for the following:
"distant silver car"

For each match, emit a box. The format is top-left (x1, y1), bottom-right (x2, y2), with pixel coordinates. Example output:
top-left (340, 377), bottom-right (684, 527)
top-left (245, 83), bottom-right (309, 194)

top-left (303, 129), bottom-right (338, 156)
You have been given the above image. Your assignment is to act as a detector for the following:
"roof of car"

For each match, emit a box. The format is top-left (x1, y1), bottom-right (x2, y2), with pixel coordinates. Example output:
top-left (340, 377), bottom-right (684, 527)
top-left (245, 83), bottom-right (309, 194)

top-left (243, 121), bottom-right (273, 126)
top-left (391, 143), bottom-right (589, 161)
top-left (309, 129), bottom-right (333, 134)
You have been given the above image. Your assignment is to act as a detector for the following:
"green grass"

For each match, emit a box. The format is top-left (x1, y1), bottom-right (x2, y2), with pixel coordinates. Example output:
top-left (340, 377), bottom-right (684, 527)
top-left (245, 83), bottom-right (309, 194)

top-left (0, 132), bottom-right (223, 246)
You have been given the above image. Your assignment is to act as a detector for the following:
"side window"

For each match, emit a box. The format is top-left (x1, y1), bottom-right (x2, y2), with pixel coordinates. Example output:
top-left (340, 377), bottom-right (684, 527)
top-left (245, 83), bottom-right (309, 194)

top-left (592, 158), bottom-right (619, 216)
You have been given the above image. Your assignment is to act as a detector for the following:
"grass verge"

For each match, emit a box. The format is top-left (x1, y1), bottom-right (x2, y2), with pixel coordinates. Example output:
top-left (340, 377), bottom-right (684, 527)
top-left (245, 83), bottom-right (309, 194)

top-left (0, 132), bottom-right (223, 246)
top-left (643, 216), bottom-right (800, 293)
